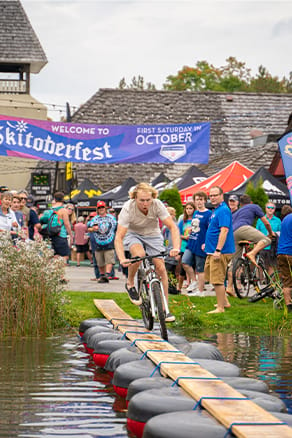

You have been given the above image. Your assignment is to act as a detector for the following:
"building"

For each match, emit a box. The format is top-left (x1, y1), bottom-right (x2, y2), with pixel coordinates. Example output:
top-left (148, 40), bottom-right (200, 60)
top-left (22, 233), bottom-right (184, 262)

top-left (0, 0), bottom-right (47, 190)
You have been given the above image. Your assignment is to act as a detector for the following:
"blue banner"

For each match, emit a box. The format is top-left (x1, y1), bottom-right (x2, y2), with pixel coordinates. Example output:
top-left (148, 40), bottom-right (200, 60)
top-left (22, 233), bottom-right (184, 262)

top-left (0, 115), bottom-right (210, 164)
top-left (278, 131), bottom-right (292, 204)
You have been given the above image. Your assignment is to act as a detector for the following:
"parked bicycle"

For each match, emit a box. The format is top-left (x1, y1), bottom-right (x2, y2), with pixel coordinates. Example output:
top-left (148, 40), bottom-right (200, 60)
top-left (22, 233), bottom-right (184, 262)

top-left (129, 251), bottom-right (170, 340)
top-left (232, 240), bottom-right (283, 308)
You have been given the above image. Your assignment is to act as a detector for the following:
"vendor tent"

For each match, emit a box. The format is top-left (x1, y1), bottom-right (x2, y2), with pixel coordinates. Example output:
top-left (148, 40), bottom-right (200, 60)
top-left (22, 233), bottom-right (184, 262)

top-left (65, 178), bottom-right (102, 207)
top-left (165, 165), bottom-right (207, 191)
top-left (227, 166), bottom-right (290, 208)
top-left (151, 173), bottom-right (170, 193)
top-left (98, 177), bottom-right (137, 208)
top-left (179, 161), bottom-right (254, 203)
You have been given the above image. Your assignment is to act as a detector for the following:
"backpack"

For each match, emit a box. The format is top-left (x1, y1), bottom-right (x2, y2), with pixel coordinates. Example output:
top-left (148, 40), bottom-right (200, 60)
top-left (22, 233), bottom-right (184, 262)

top-left (40, 210), bottom-right (62, 237)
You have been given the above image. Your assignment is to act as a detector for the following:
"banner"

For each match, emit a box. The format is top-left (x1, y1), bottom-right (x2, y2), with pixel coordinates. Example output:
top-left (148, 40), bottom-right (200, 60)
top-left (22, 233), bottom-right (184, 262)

top-left (0, 115), bottom-right (210, 164)
top-left (278, 131), bottom-right (292, 204)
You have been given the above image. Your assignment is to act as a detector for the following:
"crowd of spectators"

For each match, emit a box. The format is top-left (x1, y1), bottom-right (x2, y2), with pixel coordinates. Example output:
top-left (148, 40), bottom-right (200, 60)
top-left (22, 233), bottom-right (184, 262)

top-left (1, 183), bottom-right (291, 313)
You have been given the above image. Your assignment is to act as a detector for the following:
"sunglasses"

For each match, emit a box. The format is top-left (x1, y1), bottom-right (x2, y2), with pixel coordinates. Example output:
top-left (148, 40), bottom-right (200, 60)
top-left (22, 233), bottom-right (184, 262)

top-left (267, 206), bottom-right (275, 209)
top-left (19, 197), bottom-right (28, 200)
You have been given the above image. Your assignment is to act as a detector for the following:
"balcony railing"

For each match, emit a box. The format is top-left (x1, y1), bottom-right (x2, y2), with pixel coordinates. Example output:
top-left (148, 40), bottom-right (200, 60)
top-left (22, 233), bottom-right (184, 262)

top-left (0, 80), bottom-right (28, 93)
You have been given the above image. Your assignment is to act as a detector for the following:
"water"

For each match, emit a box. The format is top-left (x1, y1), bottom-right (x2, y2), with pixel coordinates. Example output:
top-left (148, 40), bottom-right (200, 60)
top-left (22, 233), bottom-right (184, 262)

top-left (0, 332), bottom-right (291, 437)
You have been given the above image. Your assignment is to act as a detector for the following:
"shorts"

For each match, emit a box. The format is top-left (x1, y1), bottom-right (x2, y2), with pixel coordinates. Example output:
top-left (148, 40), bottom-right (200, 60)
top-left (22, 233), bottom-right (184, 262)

top-left (182, 249), bottom-right (206, 273)
top-left (277, 254), bottom-right (292, 288)
top-left (123, 232), bottom-right (165, 257)
top-left (76, 243), bottom-right (89, 253)
top-left (95, 249), bottom-right (115, 267)
top-left (204, 254), bottom-right (233, 285)
top-left (50, 235), bottom-right (70, 257)
top-left (234, 226), bottom-right (271, 259)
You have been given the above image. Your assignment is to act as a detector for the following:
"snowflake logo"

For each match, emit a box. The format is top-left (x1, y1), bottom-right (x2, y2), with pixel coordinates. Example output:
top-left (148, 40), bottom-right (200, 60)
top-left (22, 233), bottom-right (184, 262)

top-left (7, 120), bottom-right (28, 133)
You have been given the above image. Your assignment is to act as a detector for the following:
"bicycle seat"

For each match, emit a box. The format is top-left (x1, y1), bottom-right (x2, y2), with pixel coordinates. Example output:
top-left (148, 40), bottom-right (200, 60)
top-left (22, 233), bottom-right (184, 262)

top-left (238, 240), bottom-right (253, 246)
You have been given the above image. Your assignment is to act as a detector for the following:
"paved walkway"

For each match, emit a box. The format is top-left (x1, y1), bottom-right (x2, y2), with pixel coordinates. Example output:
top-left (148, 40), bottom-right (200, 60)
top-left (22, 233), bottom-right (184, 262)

top-left (65, 262), bottom-right (215, 296)
top-left (65, 263), bottom-right (127, 292)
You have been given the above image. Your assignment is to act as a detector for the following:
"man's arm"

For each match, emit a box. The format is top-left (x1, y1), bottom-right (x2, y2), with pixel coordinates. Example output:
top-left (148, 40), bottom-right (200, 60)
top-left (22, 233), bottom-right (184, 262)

top-left (162, 216), bottom-right (181, 257)
top-left (61, 208), bottom-right (73, 244)
top-left (114, 224), bottom-right (129, 266)
top-left (213, 226), bottom-right (229, 257)
top-left (260, 216), bottom-right (275, 237)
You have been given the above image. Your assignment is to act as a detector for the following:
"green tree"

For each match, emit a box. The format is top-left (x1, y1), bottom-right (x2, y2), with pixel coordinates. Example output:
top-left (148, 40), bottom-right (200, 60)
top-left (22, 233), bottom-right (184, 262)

top-left (159, 187), bottom-right (183, 218)
top-left (118, 75), bottom-right (156, 90)
top-left (249, 65), bottom-right (288, 93)
top-left (245, 178), bottom-right (269, 211)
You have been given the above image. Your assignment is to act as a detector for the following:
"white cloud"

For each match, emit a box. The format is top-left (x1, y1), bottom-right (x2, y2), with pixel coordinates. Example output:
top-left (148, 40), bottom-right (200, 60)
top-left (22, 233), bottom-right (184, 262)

top-left (21, 0), bottom-right (292, 120)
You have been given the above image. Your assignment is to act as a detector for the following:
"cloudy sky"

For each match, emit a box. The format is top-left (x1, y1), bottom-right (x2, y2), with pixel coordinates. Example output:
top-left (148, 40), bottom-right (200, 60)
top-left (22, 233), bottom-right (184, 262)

top-left (22, 0), bottom-right (292, 120)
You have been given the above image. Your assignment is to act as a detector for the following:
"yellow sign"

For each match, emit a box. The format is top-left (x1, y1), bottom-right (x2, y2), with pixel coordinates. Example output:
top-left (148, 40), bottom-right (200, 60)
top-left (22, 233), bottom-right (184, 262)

top-left (66, 162), bottom-right (73, 180)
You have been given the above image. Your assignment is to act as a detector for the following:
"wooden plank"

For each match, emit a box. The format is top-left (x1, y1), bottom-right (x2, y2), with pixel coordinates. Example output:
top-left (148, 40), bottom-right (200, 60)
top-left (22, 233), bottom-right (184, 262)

top-left (94, 299), bottom-right (292, 438)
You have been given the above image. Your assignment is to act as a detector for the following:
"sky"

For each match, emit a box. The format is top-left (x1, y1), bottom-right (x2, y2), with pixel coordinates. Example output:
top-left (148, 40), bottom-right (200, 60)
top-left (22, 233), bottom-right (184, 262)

top-left (21, 0), bottom-right (292, 121)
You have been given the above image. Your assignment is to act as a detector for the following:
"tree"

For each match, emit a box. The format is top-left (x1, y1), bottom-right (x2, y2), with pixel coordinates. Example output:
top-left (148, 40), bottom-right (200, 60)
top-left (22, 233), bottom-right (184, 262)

top-left (159, 187), bottom-right (183, 218)
top-left (245, 178), bottom-right (269, 211)
top-left (118, 75), bottom-right (156, 90)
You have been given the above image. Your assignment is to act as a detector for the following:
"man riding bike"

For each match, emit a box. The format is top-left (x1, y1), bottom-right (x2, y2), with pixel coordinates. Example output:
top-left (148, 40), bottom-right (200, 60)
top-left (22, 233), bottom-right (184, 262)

top-left (114, 182), bottom-right (180, 322)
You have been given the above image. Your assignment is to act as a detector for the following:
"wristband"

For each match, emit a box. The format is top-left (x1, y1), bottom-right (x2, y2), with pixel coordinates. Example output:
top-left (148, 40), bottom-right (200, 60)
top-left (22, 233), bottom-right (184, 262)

top-left (215, 248), bottom-right (221, 252)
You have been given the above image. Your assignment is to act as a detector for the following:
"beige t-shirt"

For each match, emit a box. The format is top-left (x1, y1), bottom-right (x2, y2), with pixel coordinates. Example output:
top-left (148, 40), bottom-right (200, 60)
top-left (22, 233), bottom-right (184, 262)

top-left (118, 198), bottom-right (169, 236)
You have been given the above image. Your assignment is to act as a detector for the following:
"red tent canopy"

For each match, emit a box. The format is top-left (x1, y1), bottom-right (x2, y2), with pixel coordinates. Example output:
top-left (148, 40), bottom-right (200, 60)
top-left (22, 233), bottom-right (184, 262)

top-left (180, 161), bottom-right (254, 203)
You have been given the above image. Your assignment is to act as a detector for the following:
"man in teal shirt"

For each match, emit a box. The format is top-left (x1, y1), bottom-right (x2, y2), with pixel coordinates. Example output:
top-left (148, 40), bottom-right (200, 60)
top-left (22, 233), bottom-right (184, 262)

top-left (256, 202), bottom-right (281, 274)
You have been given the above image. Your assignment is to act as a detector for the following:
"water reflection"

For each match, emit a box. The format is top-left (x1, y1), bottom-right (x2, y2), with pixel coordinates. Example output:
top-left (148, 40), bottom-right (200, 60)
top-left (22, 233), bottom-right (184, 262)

top-left (0, 333), bottom-right (291, 437)
top-left (195, 332), bottom-right (292, 413)
top-left (0, 336), bottom-right (128, 437)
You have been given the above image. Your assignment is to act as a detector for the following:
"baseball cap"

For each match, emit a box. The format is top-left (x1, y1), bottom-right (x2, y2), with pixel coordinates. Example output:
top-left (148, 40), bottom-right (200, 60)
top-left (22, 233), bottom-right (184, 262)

top-left (96, 201), bottom-right (106, 208)
top-left (228, 195), bottom-right (239, 202)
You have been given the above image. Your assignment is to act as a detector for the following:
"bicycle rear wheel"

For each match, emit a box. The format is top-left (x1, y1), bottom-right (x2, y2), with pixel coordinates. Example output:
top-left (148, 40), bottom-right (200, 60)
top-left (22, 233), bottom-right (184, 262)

top-left (232, 258), bottom-right (250, 298)
top-left (137, 269), bottom-right (154, 331)
top-left (152, 281), bottom-right (168, 341)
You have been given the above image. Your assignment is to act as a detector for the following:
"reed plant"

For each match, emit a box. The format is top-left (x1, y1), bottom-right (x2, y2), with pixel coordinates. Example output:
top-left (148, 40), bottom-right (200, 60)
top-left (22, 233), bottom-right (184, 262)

top-left (0, 233), bottom-right (67, 337)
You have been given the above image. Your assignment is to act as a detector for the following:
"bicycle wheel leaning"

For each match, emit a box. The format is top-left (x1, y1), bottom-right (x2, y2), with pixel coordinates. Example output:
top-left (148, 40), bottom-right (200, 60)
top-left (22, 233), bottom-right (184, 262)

top-left (152, 281), bottom-right (168, 341)
top-left (232, 258), bottom-right (250, 298)
top-left (137, 268), bottom-right (154, 331)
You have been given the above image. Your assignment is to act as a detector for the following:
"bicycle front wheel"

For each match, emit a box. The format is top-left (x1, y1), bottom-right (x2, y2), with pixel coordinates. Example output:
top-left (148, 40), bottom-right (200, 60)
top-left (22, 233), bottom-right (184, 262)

top-left (152, 282), bottom-right (168, 341)
top-left (233, 258), bottom-right (250, 298)
top-left (137, 269), bottom-right (154, 331)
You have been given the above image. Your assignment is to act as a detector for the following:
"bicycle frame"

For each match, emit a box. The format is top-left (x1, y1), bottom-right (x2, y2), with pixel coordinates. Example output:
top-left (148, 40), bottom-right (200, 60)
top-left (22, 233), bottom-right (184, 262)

top-left (138, 256), bottom-right (170, 318)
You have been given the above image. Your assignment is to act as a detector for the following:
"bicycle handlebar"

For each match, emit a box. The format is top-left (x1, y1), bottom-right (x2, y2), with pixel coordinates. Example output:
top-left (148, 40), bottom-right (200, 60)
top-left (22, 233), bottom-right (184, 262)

top-left (128, 251), bottom-right (168, 264)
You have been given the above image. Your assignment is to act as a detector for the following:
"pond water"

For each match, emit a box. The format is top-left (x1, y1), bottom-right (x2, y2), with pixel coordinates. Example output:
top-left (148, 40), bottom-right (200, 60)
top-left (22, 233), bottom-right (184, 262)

top-left (0, 331), bottom-right (291, 437)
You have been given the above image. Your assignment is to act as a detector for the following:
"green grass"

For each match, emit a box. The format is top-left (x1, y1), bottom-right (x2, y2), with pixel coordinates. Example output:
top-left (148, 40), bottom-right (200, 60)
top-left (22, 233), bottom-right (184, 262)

top-left (64, 291), bottom-right (292, 336)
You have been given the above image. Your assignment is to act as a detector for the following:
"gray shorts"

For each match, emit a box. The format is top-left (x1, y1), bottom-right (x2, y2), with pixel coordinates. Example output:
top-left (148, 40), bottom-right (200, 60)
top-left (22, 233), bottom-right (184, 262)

top-left (95, 249), bottom-right (115, 267)
top-left (123, 232), bottom-right (165, 257)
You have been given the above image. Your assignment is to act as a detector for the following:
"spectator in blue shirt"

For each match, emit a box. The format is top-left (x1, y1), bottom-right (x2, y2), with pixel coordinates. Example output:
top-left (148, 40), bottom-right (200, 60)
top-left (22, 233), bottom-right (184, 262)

top-left (277, 206), bottom-right (292, 312)
top-left (204, 186), bottom-right (235, 313)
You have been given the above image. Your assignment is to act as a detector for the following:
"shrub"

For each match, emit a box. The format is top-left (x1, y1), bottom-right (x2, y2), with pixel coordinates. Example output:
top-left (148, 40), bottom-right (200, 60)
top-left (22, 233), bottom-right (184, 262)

top-left (159, 187), bottom-right (183, 218)
top-left (0, 234), bottom-right (67, 337)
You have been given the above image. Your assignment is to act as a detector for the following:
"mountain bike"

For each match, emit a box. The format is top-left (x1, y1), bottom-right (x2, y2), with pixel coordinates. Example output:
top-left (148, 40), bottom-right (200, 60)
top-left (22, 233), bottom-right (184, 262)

top-left (232, 240), bottom-right (284, 308)
top-left (129, 252), bottom-right (169, 340)
top-left (232, 240), bottom-right (270, 298)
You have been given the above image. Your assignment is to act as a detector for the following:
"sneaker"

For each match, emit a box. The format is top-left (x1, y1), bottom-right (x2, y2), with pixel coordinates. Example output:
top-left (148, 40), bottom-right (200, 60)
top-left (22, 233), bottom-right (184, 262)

top-left (165, 312), bottom-right (175, 323)
top-left (97, 276), bottom-right (109, 283)
top-left (186, 280), bottom-right (198, 291)
top-left (126, 284), bottom-right (142, 305)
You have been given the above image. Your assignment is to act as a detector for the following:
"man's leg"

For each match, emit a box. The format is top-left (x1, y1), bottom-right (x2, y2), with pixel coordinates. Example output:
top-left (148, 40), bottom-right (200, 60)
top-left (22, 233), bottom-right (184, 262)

top-left (127, 243), bottom-right (145, 288)
top-left (207, 284), bottom-right (230, 313)
top-left (246, 239), bottom-right (270, 266)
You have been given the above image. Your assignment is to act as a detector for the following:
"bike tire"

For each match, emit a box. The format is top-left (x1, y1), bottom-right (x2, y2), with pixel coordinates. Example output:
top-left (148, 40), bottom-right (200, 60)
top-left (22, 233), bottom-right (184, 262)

top-left (152, 281), bottom-right (168, 341)
top-left (137, 269), bottom-right (154, 331)
top-left (248, 287), bottom-right (273, 303)
top-left (232, 259), bottom-right (250, 299)
top-left (232, 258), bottom-right (250, 298)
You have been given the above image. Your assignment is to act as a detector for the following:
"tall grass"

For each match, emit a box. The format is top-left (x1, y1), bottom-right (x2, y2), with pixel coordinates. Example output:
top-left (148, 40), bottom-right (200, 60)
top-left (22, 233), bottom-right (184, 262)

top-left (0, 233), bottom-right (67, 337)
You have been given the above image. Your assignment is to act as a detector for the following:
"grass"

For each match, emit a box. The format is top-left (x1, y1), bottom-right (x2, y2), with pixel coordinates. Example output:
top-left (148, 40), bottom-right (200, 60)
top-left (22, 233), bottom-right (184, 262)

top-left (64, 291), bottom-right (292, 336)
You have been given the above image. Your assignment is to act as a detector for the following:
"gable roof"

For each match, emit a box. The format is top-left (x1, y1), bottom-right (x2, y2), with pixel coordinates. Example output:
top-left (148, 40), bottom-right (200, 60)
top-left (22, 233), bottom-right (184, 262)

top-left (180, 161), bottom-right (254, 203)
top-left (166, 165), bottom-right (207, 191)
top-left (227, 166), bottom-right (290, 207)
top-left (0, 0), bottom-right (47, 73)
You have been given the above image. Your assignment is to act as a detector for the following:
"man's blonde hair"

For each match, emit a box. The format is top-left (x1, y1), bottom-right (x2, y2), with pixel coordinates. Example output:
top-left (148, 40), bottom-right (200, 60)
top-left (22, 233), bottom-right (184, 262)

top-left (130, 182), bottom-right (158, 199)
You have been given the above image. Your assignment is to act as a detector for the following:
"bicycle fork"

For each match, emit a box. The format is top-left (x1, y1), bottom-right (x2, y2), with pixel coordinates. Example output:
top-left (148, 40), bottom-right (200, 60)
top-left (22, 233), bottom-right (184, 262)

top-left (149, 279), bottom-right (170, 318)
